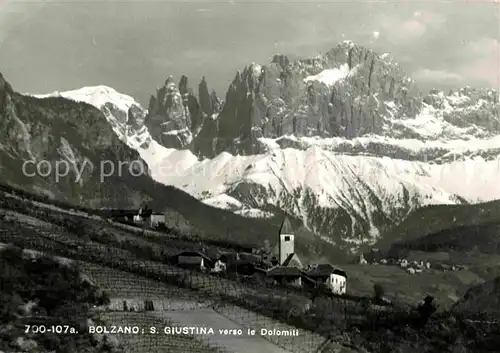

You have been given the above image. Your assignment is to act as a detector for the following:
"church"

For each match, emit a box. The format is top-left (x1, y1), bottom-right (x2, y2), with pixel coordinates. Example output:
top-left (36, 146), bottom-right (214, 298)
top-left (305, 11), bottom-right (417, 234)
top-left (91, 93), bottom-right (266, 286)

top-left (267, 217), bottom-right (348, 295)
top-left (265, 217), bottom-right (304, 287)
top-left (276, 217), bottom-right (303, 268)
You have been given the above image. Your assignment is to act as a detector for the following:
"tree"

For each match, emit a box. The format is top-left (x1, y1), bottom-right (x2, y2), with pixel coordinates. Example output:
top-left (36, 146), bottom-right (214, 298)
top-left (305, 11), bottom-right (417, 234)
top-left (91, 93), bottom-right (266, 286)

top-left (415, 295), bottom-right (437, 328)
top-left (373, 283), bottom-right (385, 303)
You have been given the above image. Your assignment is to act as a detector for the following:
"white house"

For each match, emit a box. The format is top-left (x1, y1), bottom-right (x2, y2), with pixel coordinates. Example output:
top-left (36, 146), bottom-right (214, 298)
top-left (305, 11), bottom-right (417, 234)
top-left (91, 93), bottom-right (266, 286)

top-left (132, 211), bottom-right (165, 229)
top-left (211, 259), bottom-right (227, 273)
top-left (306, 264), bottom-right (347, 295)
top-left (150, 213), bottom-right (165, 228)
top-left (329, 271), bottom-right (347, 295)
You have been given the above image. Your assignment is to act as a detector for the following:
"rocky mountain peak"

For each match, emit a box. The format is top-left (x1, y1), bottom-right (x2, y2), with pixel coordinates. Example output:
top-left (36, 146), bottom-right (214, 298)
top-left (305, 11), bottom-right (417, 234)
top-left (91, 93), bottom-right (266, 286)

top-left (127, 104), bottom-right (146, 130)
top-left (137, 41), bottom-right (497, 160)
top-left (421, 86), bottom-right (500, 135)
top-left (271, 53), bottom-right (290, 69)
top-left (145, 75), bottom-right (192, 149)
top-left (164, 75), bottom-right (176, 88)
top-left (207, 41), bottom-right (424, 156)
top-left (144, 74), bottom-right (223, 153)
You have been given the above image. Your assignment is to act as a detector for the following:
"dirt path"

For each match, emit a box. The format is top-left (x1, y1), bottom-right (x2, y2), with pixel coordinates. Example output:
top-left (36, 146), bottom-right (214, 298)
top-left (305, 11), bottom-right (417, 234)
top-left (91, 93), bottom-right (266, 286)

top-left (155, 308), bottom-right (293, 353)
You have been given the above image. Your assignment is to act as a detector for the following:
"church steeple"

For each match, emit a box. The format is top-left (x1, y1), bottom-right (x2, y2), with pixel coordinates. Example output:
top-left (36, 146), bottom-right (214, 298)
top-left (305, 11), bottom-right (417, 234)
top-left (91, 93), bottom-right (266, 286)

top-left (278, 217), bottom-right (295, 266)
top-left (279, 217), bottom-right (294, 236)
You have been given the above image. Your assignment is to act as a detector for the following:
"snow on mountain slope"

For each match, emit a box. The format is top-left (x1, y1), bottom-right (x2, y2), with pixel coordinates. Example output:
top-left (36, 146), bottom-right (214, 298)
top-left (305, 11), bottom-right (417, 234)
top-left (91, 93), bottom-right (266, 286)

top-left (26, 78), bottom-right (500, 250)
top-left (383, 102), bottom-right (493, 141)
top-left (304, 63), bottom-right (351, 86)
top-left (150, 145), bottom-right (498, 246)
top-left (30, 86), bottom-right (200, 181)
top-left (33, 85), bottom-right (137, 113)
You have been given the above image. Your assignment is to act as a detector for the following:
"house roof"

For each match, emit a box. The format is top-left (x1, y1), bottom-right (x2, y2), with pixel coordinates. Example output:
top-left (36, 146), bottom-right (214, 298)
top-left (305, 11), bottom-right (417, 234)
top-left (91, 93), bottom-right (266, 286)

top-left (175, 251), bottom-right (213, 264)
top-left (281, 253), bottom-right (303, 268)
top-left (255, 267), bottom-right (268, 274)
top-left (307, 264), bottom-right (347, 278)
top-left (234, 244), bottom-right (257, 252)
top-left (279, 217), bottom-right (294, 235)
top-left (227, 260), bottom-right (255, 268)
top-left (138, 209), bottom-right (153, 217)
top-left (299, 272), bottom-right (317, 285)
top-left (105, 208), bottom-right (153, 218)
top-left (238, 252), bottom-right (261, 263)
top-left (217, 252), bottom-right (239, 263)
top-left (267, 266), bottom-right (302, 277)
top-left (281, 253), bottom-right (295, 267)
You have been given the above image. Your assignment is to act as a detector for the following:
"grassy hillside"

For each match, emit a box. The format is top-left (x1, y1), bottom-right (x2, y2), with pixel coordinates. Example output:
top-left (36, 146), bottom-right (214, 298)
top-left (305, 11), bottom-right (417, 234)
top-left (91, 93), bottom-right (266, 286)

top-left (376, 200), bottom-right (500, 250)
top-left (0, 180), bottom-right (346, 262)
top-left (371, 201), bottom-right (500, 298)
top-left (387, 221), bottom-right (500, 257)
top-left (452, 277), bottom-right (500, 318)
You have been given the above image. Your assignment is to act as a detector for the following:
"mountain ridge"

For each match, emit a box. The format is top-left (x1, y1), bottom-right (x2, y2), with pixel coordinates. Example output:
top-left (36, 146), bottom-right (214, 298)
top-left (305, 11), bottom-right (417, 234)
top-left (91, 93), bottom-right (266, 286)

top-left (1, 71), bottom-right (307, 258)
top-left (138, 41), bottom-right (498, 159)
top-left (19, 40), bottom-right (500, 253)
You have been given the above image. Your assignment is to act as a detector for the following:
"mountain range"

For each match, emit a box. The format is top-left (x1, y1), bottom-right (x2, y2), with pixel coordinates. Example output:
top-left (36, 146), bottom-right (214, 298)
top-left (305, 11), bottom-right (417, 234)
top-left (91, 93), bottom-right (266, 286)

top-left (2, 40), bottom-right (499, 255)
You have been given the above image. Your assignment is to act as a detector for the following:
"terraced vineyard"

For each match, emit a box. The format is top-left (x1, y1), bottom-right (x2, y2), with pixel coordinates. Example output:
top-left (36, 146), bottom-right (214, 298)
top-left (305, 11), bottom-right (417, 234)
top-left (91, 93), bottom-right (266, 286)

top-left (1, 205), bottom-right (314, 315)
top-left (78, 262), bottom-right (215, 310)
top-left (0, 202), bottom-right (348, 352)
top-left (1, 207), bottom-right (306, 299)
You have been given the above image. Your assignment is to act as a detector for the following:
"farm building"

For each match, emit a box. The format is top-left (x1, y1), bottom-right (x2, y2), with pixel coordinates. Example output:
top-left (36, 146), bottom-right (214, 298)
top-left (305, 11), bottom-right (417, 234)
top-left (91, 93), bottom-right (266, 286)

top-left (234, 244), bottom-right (257, 253)
top-left (170, 251), bottom-right (214, 271)
top-left (238, 252), bottom-right (261, 264)
top-left (107, 209), bottom-right (151, 223)
top-left (226, 260), bottom-right (257, 276)
top-left (306, 264), bottom-right (347, 295)
top-left (217, 251), bottom-right (239, 264)
top-left (104, 207), bottom-right (165, 229)
top-left (267, 266), bottom-right (303, 287)
top-left (149, 213), bottom-right (165, 228)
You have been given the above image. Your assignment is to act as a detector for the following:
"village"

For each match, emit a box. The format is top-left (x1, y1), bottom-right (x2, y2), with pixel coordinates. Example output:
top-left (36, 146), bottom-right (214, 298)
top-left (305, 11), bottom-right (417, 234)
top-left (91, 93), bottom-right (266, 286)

top-left (106, 207), bottom-right (349, 296)
top-left (103, 205), bottom-right (470, 304)
top-left (359, 248), bottom-right (470, 274)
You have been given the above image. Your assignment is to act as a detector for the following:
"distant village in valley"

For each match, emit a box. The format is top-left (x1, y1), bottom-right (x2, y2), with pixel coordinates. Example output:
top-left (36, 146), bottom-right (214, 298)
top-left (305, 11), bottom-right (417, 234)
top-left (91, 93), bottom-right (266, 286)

top-left (106, 206), bottom-right (349, 296)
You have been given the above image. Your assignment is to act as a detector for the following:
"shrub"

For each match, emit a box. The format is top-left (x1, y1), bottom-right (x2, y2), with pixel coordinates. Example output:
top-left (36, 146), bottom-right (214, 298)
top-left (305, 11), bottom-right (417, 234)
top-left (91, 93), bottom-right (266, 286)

top-left (0, 246), bottom-right (110, 352)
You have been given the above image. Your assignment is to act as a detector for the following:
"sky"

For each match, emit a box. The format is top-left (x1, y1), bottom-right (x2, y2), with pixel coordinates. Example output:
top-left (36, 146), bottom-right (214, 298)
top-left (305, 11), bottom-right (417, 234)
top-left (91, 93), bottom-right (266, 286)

top-left (0, 0), bottom-right (499, 105)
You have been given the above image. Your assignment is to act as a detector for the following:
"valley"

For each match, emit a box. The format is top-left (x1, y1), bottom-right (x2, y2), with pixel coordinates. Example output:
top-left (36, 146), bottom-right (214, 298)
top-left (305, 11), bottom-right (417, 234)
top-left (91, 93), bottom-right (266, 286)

top-left (0, 19), bottom-right (499, 352)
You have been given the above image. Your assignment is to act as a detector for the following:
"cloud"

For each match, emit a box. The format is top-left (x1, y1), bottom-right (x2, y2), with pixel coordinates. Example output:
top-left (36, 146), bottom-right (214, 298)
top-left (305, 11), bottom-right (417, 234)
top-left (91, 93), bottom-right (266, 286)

top-left (377, 10), bottom-right (446, 44)
top-left (413, 38), bottom-right (500, 89)
top-left (460, 38), bottom-right (500, 87)
top-left (372, 31), bottom-right (380, 39)
top-left (413, 68), bottom-right (463, 84)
